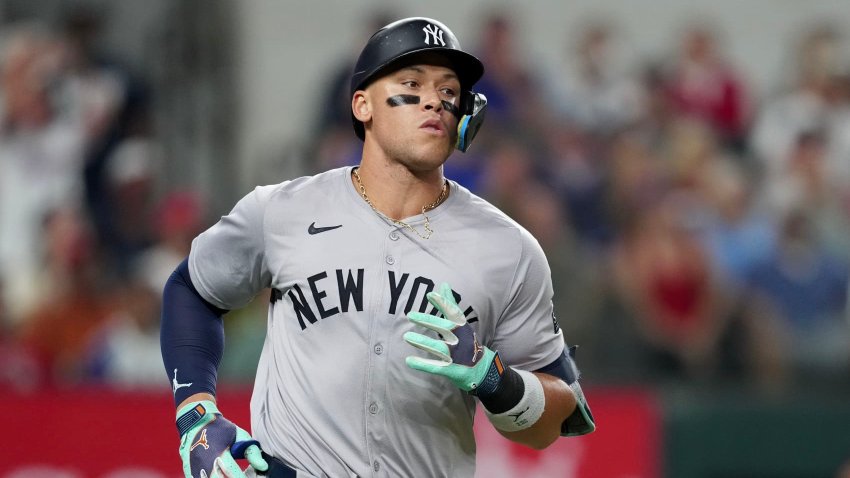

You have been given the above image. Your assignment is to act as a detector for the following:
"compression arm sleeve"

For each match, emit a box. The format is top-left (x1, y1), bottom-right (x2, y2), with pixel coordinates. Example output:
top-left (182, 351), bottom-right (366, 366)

top-left (160, 258), bottom-right (228, 407)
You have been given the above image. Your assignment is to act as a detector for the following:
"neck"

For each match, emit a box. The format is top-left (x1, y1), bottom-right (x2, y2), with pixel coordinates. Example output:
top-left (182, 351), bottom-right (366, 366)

top-left (354, 157), bottom-right (447, 221)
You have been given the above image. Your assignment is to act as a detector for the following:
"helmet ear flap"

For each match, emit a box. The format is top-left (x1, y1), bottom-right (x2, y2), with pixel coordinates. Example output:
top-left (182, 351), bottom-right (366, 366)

top-left (455, 92), bottom-right (487, 153)
top-left (459, 90), bottom-right (475, 116)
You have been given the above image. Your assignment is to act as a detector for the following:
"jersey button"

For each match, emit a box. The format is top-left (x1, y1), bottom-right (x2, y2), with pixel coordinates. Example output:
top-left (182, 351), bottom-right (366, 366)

top-left (373, 461), bottom-right (380, 472)
top-left (369, 403), bottom-right (379, 414)
top-left (374, 344), bottom-right (383, 355)
top-left (389, 231), bottom-right (399, 241)
top-left (385, 255), bottom-right (395, 265)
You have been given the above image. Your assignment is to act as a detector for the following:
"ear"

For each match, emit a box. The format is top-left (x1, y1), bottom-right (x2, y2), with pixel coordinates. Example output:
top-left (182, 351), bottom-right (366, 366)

top-left (352, 90), bottom-right (372, 124)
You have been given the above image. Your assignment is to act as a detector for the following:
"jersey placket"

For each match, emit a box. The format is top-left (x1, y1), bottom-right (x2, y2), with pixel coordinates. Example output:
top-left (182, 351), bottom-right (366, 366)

top-left (363, 226), bottom-right (403, 476)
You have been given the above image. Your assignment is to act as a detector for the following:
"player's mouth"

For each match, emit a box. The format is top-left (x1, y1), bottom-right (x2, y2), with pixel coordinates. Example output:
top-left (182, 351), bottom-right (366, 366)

top-left (419, 118), bottom-right (446, 136)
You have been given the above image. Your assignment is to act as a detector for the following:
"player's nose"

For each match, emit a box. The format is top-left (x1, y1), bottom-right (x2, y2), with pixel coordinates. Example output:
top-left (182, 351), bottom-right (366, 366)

top-left (421, 88), bottom-right (443, 112)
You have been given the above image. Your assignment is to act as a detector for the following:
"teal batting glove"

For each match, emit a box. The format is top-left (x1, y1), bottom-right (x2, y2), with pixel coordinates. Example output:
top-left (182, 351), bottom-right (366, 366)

top-left (176, 400), bottom-right (268, 478)
top-left (404, 282), bottom-right (503, 394)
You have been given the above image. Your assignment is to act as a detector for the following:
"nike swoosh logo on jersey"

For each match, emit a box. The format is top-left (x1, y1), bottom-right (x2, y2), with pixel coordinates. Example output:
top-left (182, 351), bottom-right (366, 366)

top-left (308, 222), bottom-right (343, 234)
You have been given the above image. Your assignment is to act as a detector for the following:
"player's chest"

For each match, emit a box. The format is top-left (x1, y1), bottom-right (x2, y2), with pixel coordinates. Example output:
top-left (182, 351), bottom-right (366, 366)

top-left (264, 214), bottom-right (494, 288)
top-left (263, 219), bottom-right (498, 335)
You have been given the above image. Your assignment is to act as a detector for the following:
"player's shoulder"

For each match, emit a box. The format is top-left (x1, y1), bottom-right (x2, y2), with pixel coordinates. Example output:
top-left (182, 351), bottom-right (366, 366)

top-left (251, 167), bottom-right (350, 204)
top-left (449, 183), bottom-right (527, 233)
top-left (448, 182), bottom-right (541, 252)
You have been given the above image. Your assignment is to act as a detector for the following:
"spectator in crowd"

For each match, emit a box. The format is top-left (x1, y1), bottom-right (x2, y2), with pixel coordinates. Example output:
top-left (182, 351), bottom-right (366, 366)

top-left (84, 277), bottom-right (162, 387)
top-left (544, 121), bottom-right (614, 250)
top-left (0, 24), bottom-right (88, 322)
top-left (546, 19), bottom-right (646, 133)
top-left (17, 207), bottom-right (112, 384)
top-left (55, 7), bottom-right (153, 276)
top-left (764, 130), bottom-right (850, 261)
top-left (663, 22), bottom-right (751, 151)
top-left (604, 126), bottom-right (666, 234)
top-left (478, 136), bottom-right (545, 220)
top-left (55, 7), bottom-right (127, 146)
top-left (472, 11), bottom-right (547, 134)
top-left (751, 24), bottom-right (850, 181)
top-left (746, 207), bottom-right (850, 385)
top-left (700, 157), bottom-right (777, 289)
top-left (611, 191), bottom-right (731, 381)
top-left (103, 135), bottom-right (162, 277)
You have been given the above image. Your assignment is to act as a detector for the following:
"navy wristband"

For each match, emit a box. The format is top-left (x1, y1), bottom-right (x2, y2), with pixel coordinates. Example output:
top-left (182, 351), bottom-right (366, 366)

top-left (473, 353), bottom-right (526, 414)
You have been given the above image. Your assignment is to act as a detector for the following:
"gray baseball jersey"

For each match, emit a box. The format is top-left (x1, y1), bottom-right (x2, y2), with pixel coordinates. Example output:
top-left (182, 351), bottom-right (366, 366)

top-left (188, 166), bottom-right (565, 477)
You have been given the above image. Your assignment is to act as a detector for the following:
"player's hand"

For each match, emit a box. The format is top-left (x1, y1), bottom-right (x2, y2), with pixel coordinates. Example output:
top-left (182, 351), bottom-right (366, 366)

top-left (176, 400), bottom-right (268, 478)
top-left (404, 282), bottom-right (497, 392)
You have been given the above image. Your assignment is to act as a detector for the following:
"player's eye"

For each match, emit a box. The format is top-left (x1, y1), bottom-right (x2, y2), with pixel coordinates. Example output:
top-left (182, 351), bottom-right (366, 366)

top-left (440, 87), bottom-right (457, 98)
top-left (402, 80), bottom-right (419, 89)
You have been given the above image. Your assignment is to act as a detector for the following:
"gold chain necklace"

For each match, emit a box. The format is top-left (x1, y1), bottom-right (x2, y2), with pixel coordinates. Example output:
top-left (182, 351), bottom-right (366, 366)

top-left (352, 167), bottom-right (448, 240)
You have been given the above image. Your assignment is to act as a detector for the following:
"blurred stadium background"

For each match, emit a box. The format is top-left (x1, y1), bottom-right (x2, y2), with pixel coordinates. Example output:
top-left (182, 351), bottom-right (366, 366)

top-left (1, 0), bottom-right (850, 476)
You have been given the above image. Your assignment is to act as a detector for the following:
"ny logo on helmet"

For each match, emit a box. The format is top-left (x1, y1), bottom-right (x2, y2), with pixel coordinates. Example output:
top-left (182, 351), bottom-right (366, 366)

top-left (423, 24), bottom-right (446, 46)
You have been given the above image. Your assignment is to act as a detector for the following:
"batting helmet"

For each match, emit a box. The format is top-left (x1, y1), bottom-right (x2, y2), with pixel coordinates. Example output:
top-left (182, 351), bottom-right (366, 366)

top-left (350, 17), bottom-right (485, 144)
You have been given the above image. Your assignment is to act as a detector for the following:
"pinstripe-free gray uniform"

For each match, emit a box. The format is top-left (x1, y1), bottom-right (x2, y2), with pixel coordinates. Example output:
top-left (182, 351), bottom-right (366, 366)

top-left (188, 166), bottom-right (565, 477)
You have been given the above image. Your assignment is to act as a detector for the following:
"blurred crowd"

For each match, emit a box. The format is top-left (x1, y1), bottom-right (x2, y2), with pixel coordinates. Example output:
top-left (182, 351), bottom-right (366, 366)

top-left (0, 9), bottom-right (210, 392)
top-left (1, 8), bottom-right (849, 398)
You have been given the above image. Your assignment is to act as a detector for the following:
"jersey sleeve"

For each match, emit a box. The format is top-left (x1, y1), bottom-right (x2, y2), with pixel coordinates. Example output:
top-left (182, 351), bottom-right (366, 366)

top-left (188, 185), bottom-right (275, 310)
top-left (489, 228), bottom-right (565, 371)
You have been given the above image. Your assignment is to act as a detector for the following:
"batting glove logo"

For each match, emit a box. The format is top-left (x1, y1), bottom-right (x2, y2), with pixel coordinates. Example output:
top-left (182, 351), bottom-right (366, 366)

top-left (190, 429), bottom-right (209, 452)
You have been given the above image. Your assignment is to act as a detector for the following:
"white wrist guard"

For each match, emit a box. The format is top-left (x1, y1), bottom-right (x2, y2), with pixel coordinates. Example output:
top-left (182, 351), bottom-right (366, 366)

top-left (483, 369), bottom-right (545, 432)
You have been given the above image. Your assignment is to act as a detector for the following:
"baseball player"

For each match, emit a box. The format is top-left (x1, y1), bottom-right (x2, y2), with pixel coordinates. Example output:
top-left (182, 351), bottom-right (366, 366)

top-left (160, 17), bottom-right (595, 478)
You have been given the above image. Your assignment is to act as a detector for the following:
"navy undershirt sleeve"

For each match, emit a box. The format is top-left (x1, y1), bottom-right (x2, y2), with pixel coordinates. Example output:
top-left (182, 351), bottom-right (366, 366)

top-left (160, 258), bottom-right (228, 407)
top-left (535, 345), bottom-right (579, 385)
top-left (535, 345), bottom-right (583, 436)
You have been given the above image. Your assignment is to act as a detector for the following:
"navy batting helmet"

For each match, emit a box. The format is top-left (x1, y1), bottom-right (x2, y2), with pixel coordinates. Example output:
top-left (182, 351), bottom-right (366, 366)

top-left (349, 17), bottom-right (485, 144)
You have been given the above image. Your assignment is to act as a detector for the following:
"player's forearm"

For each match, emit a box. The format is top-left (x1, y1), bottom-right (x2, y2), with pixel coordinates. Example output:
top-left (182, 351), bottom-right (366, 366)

top-left (496, 372), bottom-right (577, 450)
top-left (160, 258), bottom-right (228, 407)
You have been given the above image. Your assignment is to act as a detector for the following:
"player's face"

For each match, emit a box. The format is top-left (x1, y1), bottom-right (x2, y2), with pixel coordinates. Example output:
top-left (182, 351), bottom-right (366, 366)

top-left (363, 57), bottom-right (461, 171)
